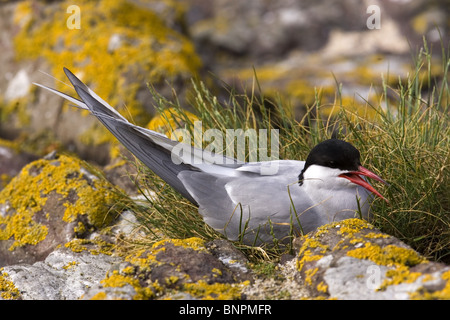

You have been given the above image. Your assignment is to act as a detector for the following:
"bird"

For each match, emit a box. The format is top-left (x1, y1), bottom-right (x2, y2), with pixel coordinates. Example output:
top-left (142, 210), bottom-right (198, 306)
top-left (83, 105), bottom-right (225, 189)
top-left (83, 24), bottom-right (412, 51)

top-left (34, 67), bottom-right (388, 245)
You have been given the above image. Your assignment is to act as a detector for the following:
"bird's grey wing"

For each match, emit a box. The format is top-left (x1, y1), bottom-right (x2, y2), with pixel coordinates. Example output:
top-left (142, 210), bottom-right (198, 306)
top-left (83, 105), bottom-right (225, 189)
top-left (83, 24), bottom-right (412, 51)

top-left (35, 68), bottom-right (244, 204)
top-left (179, 161), bottom-right (321, 245)
top-left (72, 84), bottom-right (200, 204)
top-left (33, 83), bottom-right (89, 111)
top-left (62, 67), bottom-right (127, 121)
top-left (63, 67), bottom-right (242, 170)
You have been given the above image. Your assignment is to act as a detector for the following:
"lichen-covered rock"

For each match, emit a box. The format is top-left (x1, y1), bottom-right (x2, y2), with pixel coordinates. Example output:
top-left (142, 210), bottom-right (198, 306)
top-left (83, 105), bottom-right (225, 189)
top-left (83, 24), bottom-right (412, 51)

top-left (0, 243), bottom-right (121, 300)
top-left (0, 153), bottom-right (124, 267)
top-left (1, 0), bottom-right (202, 163)
top-left (294, 218), bottom-right (450, 300)
top-left (83, 237), bottom-right (252, 300)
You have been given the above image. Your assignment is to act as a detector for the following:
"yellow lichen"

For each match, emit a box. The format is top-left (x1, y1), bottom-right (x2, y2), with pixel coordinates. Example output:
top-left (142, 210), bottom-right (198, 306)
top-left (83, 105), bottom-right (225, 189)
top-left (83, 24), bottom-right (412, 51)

top-left (212, 268), bottom-right (222, 277)
top-left (121, 266), bottom-right (135, 275)
top-left (0, 155), bottom-right (122, 250)
top-left (409, 270), bottom-right (450, 300)
top-left (165, 276), bottom-right (179, 286)
top-left (287, 79), bottom-right (335, 107)
top-left (297, 251), bottom-right (324, 273)
top-left (11, 0), bottom-right (202, 154)
top-left (378, 265), bottom-right (422, 291)
top-left (346, 243), bottom-right (426, 267)
top-left (64, 237), bottom-right (114, 256)
top-left (90, 291), bottom-right (108, 300)
top-left (73, 221), bottom-right (86, 234)
top-left (101, 270), bottom-right (138, 288)
top-left (317, 281), bottom-right (328, 293)
top-left (124, 237), bottom-right (206, 270)
top-left (65, 239), bottom-right (89, 253)
top-left (112, 236), bottom-right (252, 300)
top-left (297, 218), bottom-right (433, 295)
top-left (100, 270), bottom-right (160, 300)
top-left (335, 218), bottom-right (374, 236)
top-left (0, 270), bottom-right (21, 300)
top-left (62, 261), bottom-right (79, 270)
top-left (296, 232), bottom-right (329, 272)
top-left (304, 267), bottom-right (319, 286)
top-left (183, 280), bottom-right (249, 300)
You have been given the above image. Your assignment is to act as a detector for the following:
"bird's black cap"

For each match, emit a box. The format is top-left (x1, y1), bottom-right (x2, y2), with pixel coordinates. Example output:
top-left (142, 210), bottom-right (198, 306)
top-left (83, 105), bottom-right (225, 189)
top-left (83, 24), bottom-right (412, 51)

top-left (299, 139), bottom-right (361, 185)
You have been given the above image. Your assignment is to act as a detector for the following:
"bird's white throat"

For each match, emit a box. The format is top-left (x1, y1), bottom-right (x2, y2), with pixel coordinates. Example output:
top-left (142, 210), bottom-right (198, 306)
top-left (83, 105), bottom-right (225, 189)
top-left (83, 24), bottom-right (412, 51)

top-left (301, 164), bottom-right (370, 221)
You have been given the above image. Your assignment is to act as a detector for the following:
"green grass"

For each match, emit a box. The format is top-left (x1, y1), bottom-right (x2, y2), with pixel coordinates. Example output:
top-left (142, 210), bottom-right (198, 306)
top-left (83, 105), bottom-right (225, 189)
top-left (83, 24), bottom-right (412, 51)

top-left (128, 39), bottom-right (449, 263)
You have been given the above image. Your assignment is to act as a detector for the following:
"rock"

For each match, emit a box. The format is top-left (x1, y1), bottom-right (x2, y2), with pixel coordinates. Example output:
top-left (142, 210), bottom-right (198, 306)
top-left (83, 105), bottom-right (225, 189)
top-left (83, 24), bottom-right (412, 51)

top-left (294, 218), bottom-right (450, 299)
top-left (187, 0), bottom-right (370, 60)
top-left (242, 258), bottom-right (308, 300)
top-left (84, 237), bottom-right (252, 300)
top-left (184, 0), bottom-right (446, 121)
top-left (2, 215), bottom-right (450, 299)
top-left (0, 153), bottom-right (124, 267)
top-left (0, 138), bottom-right (38, 190)
top-left (1, 0), bottom-right (449, 301)
top-left (102, 148), bottom-right (141, 197)
top-left (205, 239), bottom-right (252, 280)
top-left (4, 69), bottom-right (31, 102)
top-left (0, 0), bottom-right (202, 164)
top-left (1, 245), bottom-right (121, 300)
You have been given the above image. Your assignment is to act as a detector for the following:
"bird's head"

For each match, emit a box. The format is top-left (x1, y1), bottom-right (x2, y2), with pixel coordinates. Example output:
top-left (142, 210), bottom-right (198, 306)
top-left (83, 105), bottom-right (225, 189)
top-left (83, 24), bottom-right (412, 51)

top-left (299, 139), bottom-right (388, 201)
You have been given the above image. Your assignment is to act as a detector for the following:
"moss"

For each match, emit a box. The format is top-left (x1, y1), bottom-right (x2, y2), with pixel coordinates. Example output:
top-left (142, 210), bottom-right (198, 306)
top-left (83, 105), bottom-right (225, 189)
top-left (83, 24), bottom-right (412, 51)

top-left (0, 154), bottom-right (121, 250)
top-left (0, 269), bottom-right (21, 300)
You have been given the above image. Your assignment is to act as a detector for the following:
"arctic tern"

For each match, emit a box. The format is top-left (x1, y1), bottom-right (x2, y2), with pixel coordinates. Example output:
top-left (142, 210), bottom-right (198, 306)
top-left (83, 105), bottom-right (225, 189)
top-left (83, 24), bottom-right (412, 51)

top-left (34, 68), bottom-right (387, 245)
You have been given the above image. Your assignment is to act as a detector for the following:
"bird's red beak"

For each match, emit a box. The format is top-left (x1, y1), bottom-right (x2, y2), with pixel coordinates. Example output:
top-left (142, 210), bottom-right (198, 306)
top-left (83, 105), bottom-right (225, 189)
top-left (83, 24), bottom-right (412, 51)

top-left (339, 166), bottom-right (388, 202)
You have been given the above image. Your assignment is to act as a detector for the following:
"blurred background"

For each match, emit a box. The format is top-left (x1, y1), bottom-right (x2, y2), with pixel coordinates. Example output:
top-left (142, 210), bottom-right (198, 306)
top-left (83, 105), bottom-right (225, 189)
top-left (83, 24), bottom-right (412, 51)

top-left (0, 0), bottom-right (448, 177)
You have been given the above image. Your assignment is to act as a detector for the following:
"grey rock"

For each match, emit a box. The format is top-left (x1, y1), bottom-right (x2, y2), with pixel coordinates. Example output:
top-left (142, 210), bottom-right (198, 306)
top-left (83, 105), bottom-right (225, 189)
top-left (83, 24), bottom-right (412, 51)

top-left (205, 239), bottom-right (252, 280)
top-left (2, 247), bottom-right (121, 300)
top-left (82, 283), bottom-right (138, 300)
top-left (295, 218), bottom-right (450, 300)
top-left (0, 154), bottom-right (121, 267)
